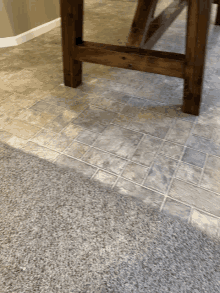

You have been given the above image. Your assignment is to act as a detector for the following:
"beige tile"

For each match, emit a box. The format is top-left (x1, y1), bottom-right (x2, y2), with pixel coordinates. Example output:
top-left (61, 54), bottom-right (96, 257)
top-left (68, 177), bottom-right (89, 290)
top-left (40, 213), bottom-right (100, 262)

top-left (121, 162), bottom-right (149, 184)
top-left (211, 127), bottom-right (220, 145)
top-left (54, 154), bottom-right (97, 178)
top-left (0, 100), bottom-right (23, 116)
top-left (8, 93), bottom-right (38, 109)
top-left (111, 113), bottom-right (135, 128)
top-left (169, 178), bottom-right (220, 217)
top-left (175, 162), bottom-right (202, 185)
top-left (90, 95), bottom-right (125, 113)
top-left (190, 209), bottom-right (220, 239)
top-left (93, 124), bottom-right (143, 159)
top-left (162, 197), bottom-right (191, 223)
top-left (193, 123), bottom-right (214, 139)
top-left (165, 120), bottom-right (193, 145)
top-left (159, 141), bottom-right (184, 160)
top-left (16, 109), bottom-right (56, 128)
top-left (22, 141), bottom-right (60, 162)
top-left (3, 119), bottom-right (41, 140)
top-left (93, 169), bottom-right (117, 188)
top-left (31, 129), bottom-right (57, 147)
top-left (6, 136), bottom-right (29, 149)
top-left (114, 177), bottom-right (164, 209)
top-left (130, 111), bottom-right (174, 139)
top-left (200, 167), bottom-right (220, 194)
top-left (63, 141), bottom-right (90, 159)
top-left (0, 113), bottom-right (13, 129)
top-left (47, 132), bottom-right (74, 152)
top-left (0, 130), bottom-right (13, 142)
top-left (43, 110), bottom-right (77, 133)
top-left (82, 147), bottom-right (127, 175)
top-left (60, 124), bottom-right (84, 140)
top-left (143, 154), bottom-right (178, 194)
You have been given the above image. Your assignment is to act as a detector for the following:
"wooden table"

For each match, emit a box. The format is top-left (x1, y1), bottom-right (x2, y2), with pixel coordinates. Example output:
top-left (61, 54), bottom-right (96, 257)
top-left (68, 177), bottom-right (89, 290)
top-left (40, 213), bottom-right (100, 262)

top-left (60, 0), bottom-right (220, 116)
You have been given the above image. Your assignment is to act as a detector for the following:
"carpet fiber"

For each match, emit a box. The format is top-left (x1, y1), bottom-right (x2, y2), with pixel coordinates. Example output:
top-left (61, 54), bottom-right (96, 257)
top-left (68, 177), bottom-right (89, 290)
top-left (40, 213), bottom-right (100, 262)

top-left (0, 141), bottom-right (220, 293)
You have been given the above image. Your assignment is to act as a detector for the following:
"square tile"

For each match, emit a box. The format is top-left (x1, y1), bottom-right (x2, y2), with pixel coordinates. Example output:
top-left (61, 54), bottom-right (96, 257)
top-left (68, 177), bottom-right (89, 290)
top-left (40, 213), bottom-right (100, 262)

top-left (54, 154), bottom-right (97, 178)
top-left (93, 170), bottom-right (117, 188)
top-left (175, 162), bottom-right (202, 185)
top-left (44, 93), bottom-right (88, 113)
top-left (159, 141), bottom-right (184, 160)
top-left (169, 178), bottom-right (220, 217)
top-left (72, 105), bottom-right (118, 133)
top-left (29, 100), bottom-right (64, 116)
top-left (186, 134), bottom-right (220, 157)
top-left (0, 113), bottom-right (13, 129)
top-left (181, 147), bottom-right (206, 168)
top-left (74, 128), bottom-right (100, 145)
top-left (31, 129), bottom-right (57, 147)
top-left (63, 141), bottom-right (90, 159)
top-left (90, 95), bottom-right (125, 113)
top-left (143, 154), bottom-right (178, 194)
top-left (82, 147), bottom-right (127, 175)
top-left (46, 132), bottom-right (74, 152)
top-left (129, 111), bottom-right (174, 139)
top-left (121, 162), bottom-right (149, 185)
top-left (16, 109), bottom-right (56, 128)
top-left (101, 91), bottom-right (131, 104)
top-left (114, 177), bottom-right (164, 209)
top-left (111, 113), bottom-right (135, 128)
top-left (0, 100), bottom-right (23, 116)
top-left (165, 120), bottom-right (193, 145)
top-left (22, 141), bottom-right (60, 162)
top-left (8, 93), bottom-right (38, 109)
top-left (93, 124), bottom-right (143, 160)
top-left (192, 123), bottom-right (213, 139)
top-left (131, 135), bottom-right (163, 167)
top-left (162, 197), bottom-right (191, 223)
top-left (60, 124), bottom-right (85, 140)
top-left (6, 135), bottom-right (29, 149)
top-left (211, 127), bottom-right (220, 145)
top-left (0, 130), bottom-right (13, 142)
top-left (3, 119), bottom-right (41, 140)
top-left (200, 159), bottom-right (220, 194)
top-left (190, 209), bottom-right (219, 239)
top-left (120, 97), bottom-right (146, 117)
top-left (44, 110), bottom-right (78, 133)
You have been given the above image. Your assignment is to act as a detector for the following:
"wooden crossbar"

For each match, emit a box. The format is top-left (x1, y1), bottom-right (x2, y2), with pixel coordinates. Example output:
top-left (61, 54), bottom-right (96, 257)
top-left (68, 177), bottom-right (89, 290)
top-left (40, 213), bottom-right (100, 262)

top-left (142, 0), bottom-right (187, 49)
top-left (75, 41), bottom-right (185, 78)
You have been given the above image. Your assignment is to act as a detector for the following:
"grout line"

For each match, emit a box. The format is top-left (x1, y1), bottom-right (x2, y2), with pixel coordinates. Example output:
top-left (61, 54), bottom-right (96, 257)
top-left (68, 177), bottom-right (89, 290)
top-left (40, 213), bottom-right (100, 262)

top-left (198, 153), bottom-right (209, 188)
top-left (159, 122), bottom-right (197, 215)
top-left (110, 132), bottom-right (147, 191)
top-left (187, 207), bottom-right (193, 225)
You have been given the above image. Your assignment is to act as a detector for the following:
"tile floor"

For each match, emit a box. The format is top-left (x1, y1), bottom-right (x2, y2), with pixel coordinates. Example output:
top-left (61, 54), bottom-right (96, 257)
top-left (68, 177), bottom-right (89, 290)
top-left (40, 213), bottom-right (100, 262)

top-left (0, 0), bottom-right (220, 240)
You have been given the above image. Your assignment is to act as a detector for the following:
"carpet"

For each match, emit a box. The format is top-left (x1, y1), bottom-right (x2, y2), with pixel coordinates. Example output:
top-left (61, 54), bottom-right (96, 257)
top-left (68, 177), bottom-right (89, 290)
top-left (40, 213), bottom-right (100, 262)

top-left (0, 141), bottom-right (219, 293)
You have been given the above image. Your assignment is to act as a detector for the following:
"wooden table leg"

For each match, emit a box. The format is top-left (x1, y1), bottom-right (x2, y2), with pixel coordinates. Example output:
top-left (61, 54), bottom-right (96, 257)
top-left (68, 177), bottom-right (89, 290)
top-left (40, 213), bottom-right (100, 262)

top-left (60, 0), bottom-right (83, 88)
top-left (215, 1), bottom-right (220, 25)
top-left (183, 0), bottom-right (212, 116)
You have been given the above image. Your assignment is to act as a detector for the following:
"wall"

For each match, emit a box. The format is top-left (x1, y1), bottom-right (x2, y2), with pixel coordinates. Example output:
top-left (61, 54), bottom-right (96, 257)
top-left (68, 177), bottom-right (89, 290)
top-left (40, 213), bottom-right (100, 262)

top-left (0, 0), bottom-right (60, 38)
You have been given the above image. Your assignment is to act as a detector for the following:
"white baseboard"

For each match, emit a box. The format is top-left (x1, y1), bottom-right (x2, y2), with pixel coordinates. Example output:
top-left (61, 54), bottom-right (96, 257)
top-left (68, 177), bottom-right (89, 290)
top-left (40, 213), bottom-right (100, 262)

top-left (0, 17), bottom-right (61, 48)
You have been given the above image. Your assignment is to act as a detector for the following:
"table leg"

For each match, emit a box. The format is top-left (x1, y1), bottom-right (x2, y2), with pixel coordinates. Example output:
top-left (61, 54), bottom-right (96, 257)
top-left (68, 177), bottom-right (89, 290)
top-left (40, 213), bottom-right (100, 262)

top-left (183, 0), bottom-right (212, 116)
top-left (215, 1), bottom-right (220, 25)
top-left (60, 0), bottom-right (83, 88)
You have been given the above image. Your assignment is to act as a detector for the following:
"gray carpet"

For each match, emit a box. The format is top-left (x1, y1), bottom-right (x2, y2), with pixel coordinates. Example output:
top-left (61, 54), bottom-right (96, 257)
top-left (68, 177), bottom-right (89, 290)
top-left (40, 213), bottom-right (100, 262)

top-left (0, 141), bottom-right (220, 293)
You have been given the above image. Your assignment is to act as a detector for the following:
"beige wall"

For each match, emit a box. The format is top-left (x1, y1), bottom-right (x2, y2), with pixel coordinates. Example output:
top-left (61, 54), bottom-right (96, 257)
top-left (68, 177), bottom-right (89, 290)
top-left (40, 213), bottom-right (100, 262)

top-left (0, 0), bottom-right (60, 38)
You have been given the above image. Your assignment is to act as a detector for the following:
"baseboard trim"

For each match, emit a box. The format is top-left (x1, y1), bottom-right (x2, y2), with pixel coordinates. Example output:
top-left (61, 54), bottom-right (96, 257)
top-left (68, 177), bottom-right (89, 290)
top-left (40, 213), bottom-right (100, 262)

top-left (0, 17), bottom-right (61, 48)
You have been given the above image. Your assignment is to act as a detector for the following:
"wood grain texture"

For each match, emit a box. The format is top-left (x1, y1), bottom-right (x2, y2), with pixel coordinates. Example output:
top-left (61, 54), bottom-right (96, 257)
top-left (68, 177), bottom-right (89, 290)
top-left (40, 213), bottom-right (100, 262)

top-left (75, 41), bottom-right (185, 78)
top-left (60, 0), bottom-right (217, 116)
top-left (183, 0), bottom-right (212, 115)
top-left (142, 0), bottom-right (187, 50)
top-left (60, 0), bottom-right (83, 88)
